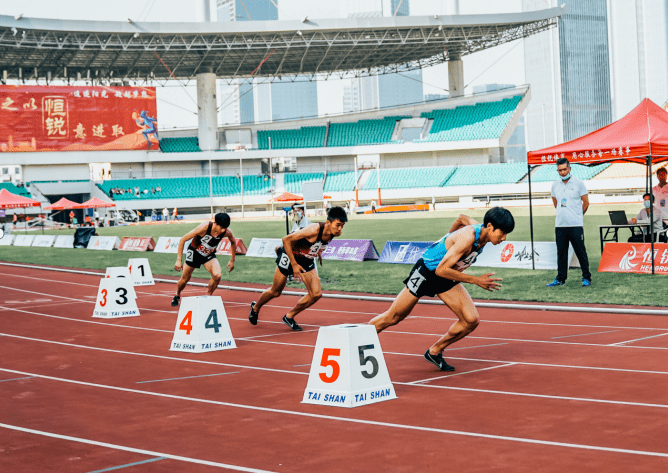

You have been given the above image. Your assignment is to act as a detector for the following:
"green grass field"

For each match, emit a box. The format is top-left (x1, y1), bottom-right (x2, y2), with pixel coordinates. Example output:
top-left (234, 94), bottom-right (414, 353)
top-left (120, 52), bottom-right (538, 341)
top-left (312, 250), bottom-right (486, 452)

top-left (2, 205), bottom-right (665, 307)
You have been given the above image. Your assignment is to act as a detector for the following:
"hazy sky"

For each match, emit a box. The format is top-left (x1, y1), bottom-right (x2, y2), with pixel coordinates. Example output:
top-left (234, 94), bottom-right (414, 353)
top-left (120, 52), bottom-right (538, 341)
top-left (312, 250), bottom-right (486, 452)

top-left (0, 0), bottom-right (535, 129)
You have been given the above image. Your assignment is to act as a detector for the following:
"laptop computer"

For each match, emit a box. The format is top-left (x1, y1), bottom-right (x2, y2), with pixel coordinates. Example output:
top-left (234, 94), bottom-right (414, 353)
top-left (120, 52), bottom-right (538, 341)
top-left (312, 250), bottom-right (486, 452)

top-left (608, 210), bottom-right (628, 225)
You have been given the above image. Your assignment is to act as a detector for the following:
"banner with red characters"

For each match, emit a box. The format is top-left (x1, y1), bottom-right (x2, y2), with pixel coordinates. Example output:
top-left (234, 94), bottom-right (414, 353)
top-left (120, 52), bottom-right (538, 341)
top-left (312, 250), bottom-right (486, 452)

top-left (0, 85), bottom-right (158, 152)
top-left (599, 243), bottom-right (668, 275)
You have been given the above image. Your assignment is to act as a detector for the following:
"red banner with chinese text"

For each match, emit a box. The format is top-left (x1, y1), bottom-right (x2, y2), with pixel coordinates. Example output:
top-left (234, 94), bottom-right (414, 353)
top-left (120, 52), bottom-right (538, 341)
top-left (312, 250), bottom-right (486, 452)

top-left (119, 237), bottom-right (156, 252)
top-left (0, 85), bottom-right (158, 152)
top-left (598, 243), bottom-right (668, 275)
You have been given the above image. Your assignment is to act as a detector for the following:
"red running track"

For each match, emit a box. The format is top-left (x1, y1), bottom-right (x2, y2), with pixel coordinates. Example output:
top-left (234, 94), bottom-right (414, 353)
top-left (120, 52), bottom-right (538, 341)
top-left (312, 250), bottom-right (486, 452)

top-left (1, 265), bottom-right (668, 472)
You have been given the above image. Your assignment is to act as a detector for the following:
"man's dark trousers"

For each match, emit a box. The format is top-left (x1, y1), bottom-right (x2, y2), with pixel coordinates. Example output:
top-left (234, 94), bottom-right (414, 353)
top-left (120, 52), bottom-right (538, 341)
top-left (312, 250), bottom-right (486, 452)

top-left (555, 226), bottom-right (591, 282)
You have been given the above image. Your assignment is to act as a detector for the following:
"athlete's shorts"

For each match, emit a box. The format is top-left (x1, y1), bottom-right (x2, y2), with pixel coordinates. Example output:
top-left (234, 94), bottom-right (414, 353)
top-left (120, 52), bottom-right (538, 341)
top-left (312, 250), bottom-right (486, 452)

top-left (403, 258), bottom-right (459, 298)
top-left (185, 247), bottom-right (216, 269)
top-left (275, 247), bottom-right (316, 277)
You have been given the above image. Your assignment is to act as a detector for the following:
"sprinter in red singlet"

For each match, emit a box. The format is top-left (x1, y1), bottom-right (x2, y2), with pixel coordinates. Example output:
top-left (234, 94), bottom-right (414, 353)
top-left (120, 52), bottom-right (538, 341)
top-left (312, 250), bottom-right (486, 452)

top-left (249, 206), bottom-right (347, 331)
top-left (172, 213), bottom-right (236, 306)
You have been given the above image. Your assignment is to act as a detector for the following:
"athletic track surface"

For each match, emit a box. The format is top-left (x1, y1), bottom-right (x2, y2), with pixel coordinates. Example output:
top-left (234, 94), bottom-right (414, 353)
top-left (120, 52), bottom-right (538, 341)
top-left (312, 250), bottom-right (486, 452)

top-left (1, 265), bottom-right (668, 472)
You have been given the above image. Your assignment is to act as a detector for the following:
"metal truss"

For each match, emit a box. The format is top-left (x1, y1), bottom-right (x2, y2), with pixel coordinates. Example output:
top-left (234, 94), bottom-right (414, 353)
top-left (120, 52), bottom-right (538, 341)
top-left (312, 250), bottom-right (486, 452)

top-left (0, 18), bottom-right (557, 83)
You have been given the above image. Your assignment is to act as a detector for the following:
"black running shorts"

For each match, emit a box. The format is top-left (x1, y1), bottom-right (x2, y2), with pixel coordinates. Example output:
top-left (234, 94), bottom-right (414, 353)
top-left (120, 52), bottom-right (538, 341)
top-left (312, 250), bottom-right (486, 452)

top-left (185, 247), bottom-right (216, 269)
top-left (275, 247), bottom-right (315, 277)
top-left (403, 258), bottom-right (459, 298)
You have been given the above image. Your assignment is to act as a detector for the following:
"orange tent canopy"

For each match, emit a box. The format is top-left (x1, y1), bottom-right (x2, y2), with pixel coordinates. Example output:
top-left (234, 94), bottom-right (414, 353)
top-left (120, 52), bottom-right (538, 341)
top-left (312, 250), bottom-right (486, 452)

top-left (44, 197), bottom-right (84, 210)
top-left (0, 188), bottom-right (41, 209)
top-left (81, 196), bottom-right (116, 208)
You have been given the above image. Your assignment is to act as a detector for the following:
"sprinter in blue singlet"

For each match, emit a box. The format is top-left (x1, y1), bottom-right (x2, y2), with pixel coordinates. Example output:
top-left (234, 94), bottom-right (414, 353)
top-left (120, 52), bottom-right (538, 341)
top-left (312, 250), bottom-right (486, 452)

top-left (369, 207), bottom-right (515, 371)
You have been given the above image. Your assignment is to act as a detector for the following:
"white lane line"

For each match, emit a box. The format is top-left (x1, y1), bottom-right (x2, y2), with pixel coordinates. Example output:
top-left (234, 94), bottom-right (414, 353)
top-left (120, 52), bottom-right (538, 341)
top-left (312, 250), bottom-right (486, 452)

top-left (551, 330), bottom-right (621, 340)
top-left (391, 382), bottom-right (668, 410)
top-left (2, 368), bottom-right (668, 459)
top-left (3, 272), bottom-right (668, 332)
top-left (409, 363), bottom-right (518, 384)
top-left (610, 332), bottom-right (668, 346)
top-left (240, 329), bottom-right (320, 339)
top-left (440, 342), bottom-right (509, 351)
top-left (136, 372), bottom-right (239, 384)
top-left (0, 376), bottom-right (34, 383)
top-left (0, 422), bottom-right (276, 473)
top-left (0, 333), bottom-right (308, 376)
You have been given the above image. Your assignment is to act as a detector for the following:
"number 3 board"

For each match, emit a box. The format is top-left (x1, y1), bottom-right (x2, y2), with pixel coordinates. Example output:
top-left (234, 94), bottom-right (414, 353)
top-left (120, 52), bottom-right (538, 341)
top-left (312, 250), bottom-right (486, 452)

top-left (302, 324), bottom-right (396, 408)
top-left (170, 296), bottom-right (236, 353)
top-left (92, 277), bottom-right (140, 319)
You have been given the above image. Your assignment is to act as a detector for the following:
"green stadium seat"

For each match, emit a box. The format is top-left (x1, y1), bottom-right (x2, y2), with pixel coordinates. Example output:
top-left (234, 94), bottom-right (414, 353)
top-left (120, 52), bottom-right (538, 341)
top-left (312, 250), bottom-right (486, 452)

top-left (159, 137), bottom-right (201, 153)
top-left (257, 127), bottom-right (326, 150)
top-left (530, 163), bottom-right (611, 182)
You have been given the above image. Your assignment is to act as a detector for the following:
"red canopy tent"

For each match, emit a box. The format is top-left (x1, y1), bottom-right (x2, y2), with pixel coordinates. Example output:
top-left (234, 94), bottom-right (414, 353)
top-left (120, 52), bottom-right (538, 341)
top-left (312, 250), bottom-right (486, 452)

top-left (0, 189), bottom-right (41, 209)
top-left (526, 98), bottom-right (668, 273)
top-left (44, 197), bottom-right (84, 211)
top-left (80, 197), bottom-right (116, 208)
top-left (270, 191), bottom-right (333, 202)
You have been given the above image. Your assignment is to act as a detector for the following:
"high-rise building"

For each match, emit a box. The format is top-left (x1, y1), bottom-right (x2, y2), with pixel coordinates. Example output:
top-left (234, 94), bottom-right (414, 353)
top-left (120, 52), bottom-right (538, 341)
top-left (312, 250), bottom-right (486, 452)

top-left (607, 0), bottom-right (668, 120)
top-left (523, 0), bottom-right (612, 151)
top-left (342, 0), bottom-right (423, 112)
top-left (217, 0), bottom-right (279, 125)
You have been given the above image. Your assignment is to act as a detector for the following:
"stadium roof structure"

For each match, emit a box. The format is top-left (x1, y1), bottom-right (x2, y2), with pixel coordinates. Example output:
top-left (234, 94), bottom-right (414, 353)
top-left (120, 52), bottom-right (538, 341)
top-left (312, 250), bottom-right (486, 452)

top-left (0, 6), bottom-right (566, 83)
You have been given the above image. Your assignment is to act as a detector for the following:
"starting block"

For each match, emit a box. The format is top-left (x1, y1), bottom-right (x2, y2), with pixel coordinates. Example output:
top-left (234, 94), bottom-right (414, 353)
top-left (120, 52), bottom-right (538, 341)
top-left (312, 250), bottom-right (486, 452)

top-left (170, 296), bottom-right (236, 353)
top-left (127, 258), bottom-right (155, 286)
top-left (93, 277), bottom-right (140, 319)
top-left (302, 324), bottom-right (397, 408)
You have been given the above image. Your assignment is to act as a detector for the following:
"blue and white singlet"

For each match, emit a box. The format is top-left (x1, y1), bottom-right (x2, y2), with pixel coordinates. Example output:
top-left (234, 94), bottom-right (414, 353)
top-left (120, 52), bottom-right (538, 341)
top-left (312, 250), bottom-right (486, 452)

top-left (421, 224), bottom-right (484, 272)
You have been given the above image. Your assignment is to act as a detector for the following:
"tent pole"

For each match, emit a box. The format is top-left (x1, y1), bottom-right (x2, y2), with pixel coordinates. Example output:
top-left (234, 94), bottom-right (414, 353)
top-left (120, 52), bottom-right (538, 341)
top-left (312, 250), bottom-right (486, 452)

top-left (528, 163), bottom-right (535, 270)
top-left (648, 155), bottom-right (655, 275)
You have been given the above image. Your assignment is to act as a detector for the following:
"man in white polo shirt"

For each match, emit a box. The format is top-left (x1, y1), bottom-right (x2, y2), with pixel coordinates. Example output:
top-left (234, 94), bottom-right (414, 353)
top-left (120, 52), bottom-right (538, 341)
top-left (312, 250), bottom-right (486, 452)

top-left (547, 157), bottom-right (592, 287)
top-left (653, 167), bottom-right (668, 230)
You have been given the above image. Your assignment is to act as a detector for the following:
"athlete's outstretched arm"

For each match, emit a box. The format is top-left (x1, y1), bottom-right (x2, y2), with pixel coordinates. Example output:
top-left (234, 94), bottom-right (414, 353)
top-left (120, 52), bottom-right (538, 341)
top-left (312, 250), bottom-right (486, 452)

top-left (434, 228), bottom-right (502, 292)
top-left (282, 223), bottom-right (319, 275)
top-left (225, 228), bottom-right (237, 272)
top-left (448, 214), bottom-right (479, 233)
top-left (174, 223), bottom-right (207, 271)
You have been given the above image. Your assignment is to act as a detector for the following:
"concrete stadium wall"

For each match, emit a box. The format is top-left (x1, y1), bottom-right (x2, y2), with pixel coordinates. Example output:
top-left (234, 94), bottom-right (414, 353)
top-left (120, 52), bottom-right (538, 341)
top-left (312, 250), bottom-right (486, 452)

top-left (23, 164), bottom-right (89, 183)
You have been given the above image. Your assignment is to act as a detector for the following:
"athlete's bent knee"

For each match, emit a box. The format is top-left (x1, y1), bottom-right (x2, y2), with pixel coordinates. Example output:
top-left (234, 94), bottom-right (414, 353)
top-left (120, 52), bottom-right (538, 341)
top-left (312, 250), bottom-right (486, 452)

top-left (464, 316), bottom-right (480, 332)
top-left (211, 273), bottom-right (222, 282)
top-left (311, 291), bottom-right (322, 301)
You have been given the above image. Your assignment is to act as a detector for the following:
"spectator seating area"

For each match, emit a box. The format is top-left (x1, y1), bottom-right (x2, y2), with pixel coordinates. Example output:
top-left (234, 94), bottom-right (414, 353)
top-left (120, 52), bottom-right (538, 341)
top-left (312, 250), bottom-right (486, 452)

top-left (1, 182), bottom-right (30, 197)
top-left (327, 117), bottom-right (407, 147)
top-left (159, 137), bottom-right (201, 153)
top-left (418, 96), bottom-right (523, 143)
top-left (285, 172), bottom-right (324, 193)
top-left (257, 127), bottom-right (326, 150)
top-left (591, 162), bottom-right (666, 180)
top-left (96, 160), bottom-right (622, 201)
top-left (445, 162), bottom-right (528, 187)
top-left (362, 167), bottom-right (456, 190)
top-left (530, 163), bottom-right (611, 182)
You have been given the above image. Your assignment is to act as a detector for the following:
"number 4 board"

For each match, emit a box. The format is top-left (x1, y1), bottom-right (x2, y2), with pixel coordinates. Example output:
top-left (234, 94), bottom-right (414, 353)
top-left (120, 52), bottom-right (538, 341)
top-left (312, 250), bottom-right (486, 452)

top-left (302, 324), bottom-right (397, 408)
top-left (92, 277), bottom-right (140, 319)
top-left (170, 296), bottom-right (236, 353)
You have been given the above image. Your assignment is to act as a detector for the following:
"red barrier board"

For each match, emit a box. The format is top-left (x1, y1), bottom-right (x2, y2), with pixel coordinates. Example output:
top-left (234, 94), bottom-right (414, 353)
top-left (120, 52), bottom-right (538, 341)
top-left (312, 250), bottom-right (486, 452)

top-left (598, 243), bottom-right (668, 274)
top-left (119, 237), bottom-right (156, 252)
top-left (216, 238), bottom-right (247, 255)
top-left (0, 85), bottom-right (158, 152)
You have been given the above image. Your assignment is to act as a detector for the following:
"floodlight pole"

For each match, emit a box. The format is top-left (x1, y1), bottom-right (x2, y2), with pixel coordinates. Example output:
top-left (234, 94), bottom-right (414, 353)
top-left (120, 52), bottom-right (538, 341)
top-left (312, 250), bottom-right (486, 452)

top-left (269, 137), bottom-right (274, 217)
top-left (354, 155), bottom-right (359, 207)
top-left (209, 155), bottom-right (214, 219)
top-left (377, 158), bottom-right (382, 206)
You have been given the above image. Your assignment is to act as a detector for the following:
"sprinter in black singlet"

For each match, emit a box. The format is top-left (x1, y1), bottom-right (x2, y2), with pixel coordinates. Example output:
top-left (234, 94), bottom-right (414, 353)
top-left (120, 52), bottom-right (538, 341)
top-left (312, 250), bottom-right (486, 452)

top-left (172, 213), bottom-right (237, 306)
top-left (249, 207), bottom-right (347, 331)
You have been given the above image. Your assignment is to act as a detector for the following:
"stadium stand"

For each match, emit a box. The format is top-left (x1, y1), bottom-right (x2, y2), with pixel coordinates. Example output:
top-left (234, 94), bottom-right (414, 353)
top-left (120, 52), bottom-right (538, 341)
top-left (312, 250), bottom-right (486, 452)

top-left (327, 117), bottom-right (407, 147)
top-left (159, 137), bottom-right (201, 153)
top-left (285, 173), bottom-right (324, 193)
top-left (444, 162), bottom-right (528, 186)
top-left (362, 167), bottom-right (456, 190)
top-left (324, 171), bottom-right (360, 192)
top-left (98, 175), bottom-right (272, 200)
top-left (419, 96), bottom-right (522, 143)
top-left (0, 182), bottom-right (30, 196)
top-left (591, 162), bottom-right (666, 180)
top-left (257, 127), bottom-right (326, 150)
top-left (530, 163), bottom-right (611, 182)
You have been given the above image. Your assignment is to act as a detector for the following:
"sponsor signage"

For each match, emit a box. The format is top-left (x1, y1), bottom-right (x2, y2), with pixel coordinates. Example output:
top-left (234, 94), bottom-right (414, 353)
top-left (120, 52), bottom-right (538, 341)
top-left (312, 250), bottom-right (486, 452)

top-left (0, 85), bottom-right (158, 152)
top-left (32, 235), bottom-right (56, 247)
top-left (473, 241), bottom-right (563, 270)
top-left (87, 236), bottom-right (121, 251)
top-left (245, 238), bottom-right (283, 258)
top-left (599, 243), bottom-right (668, 274)
top-left (53, 234), bottom-right (75, 248)
top-left (378, 241), bottom-right (432, 264)
top-left (321, 239), bottom-right (380, 262)
top-left (119, 237), bottom-right (156, 252)
top-left (0, 234), bottom-right (15, 246)
top-left (13, 234), bottom-right (35, 246)
top-left (154, 236), bottom-right (191, 254)
top-left (216, 238), bottom-right (247, 256)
